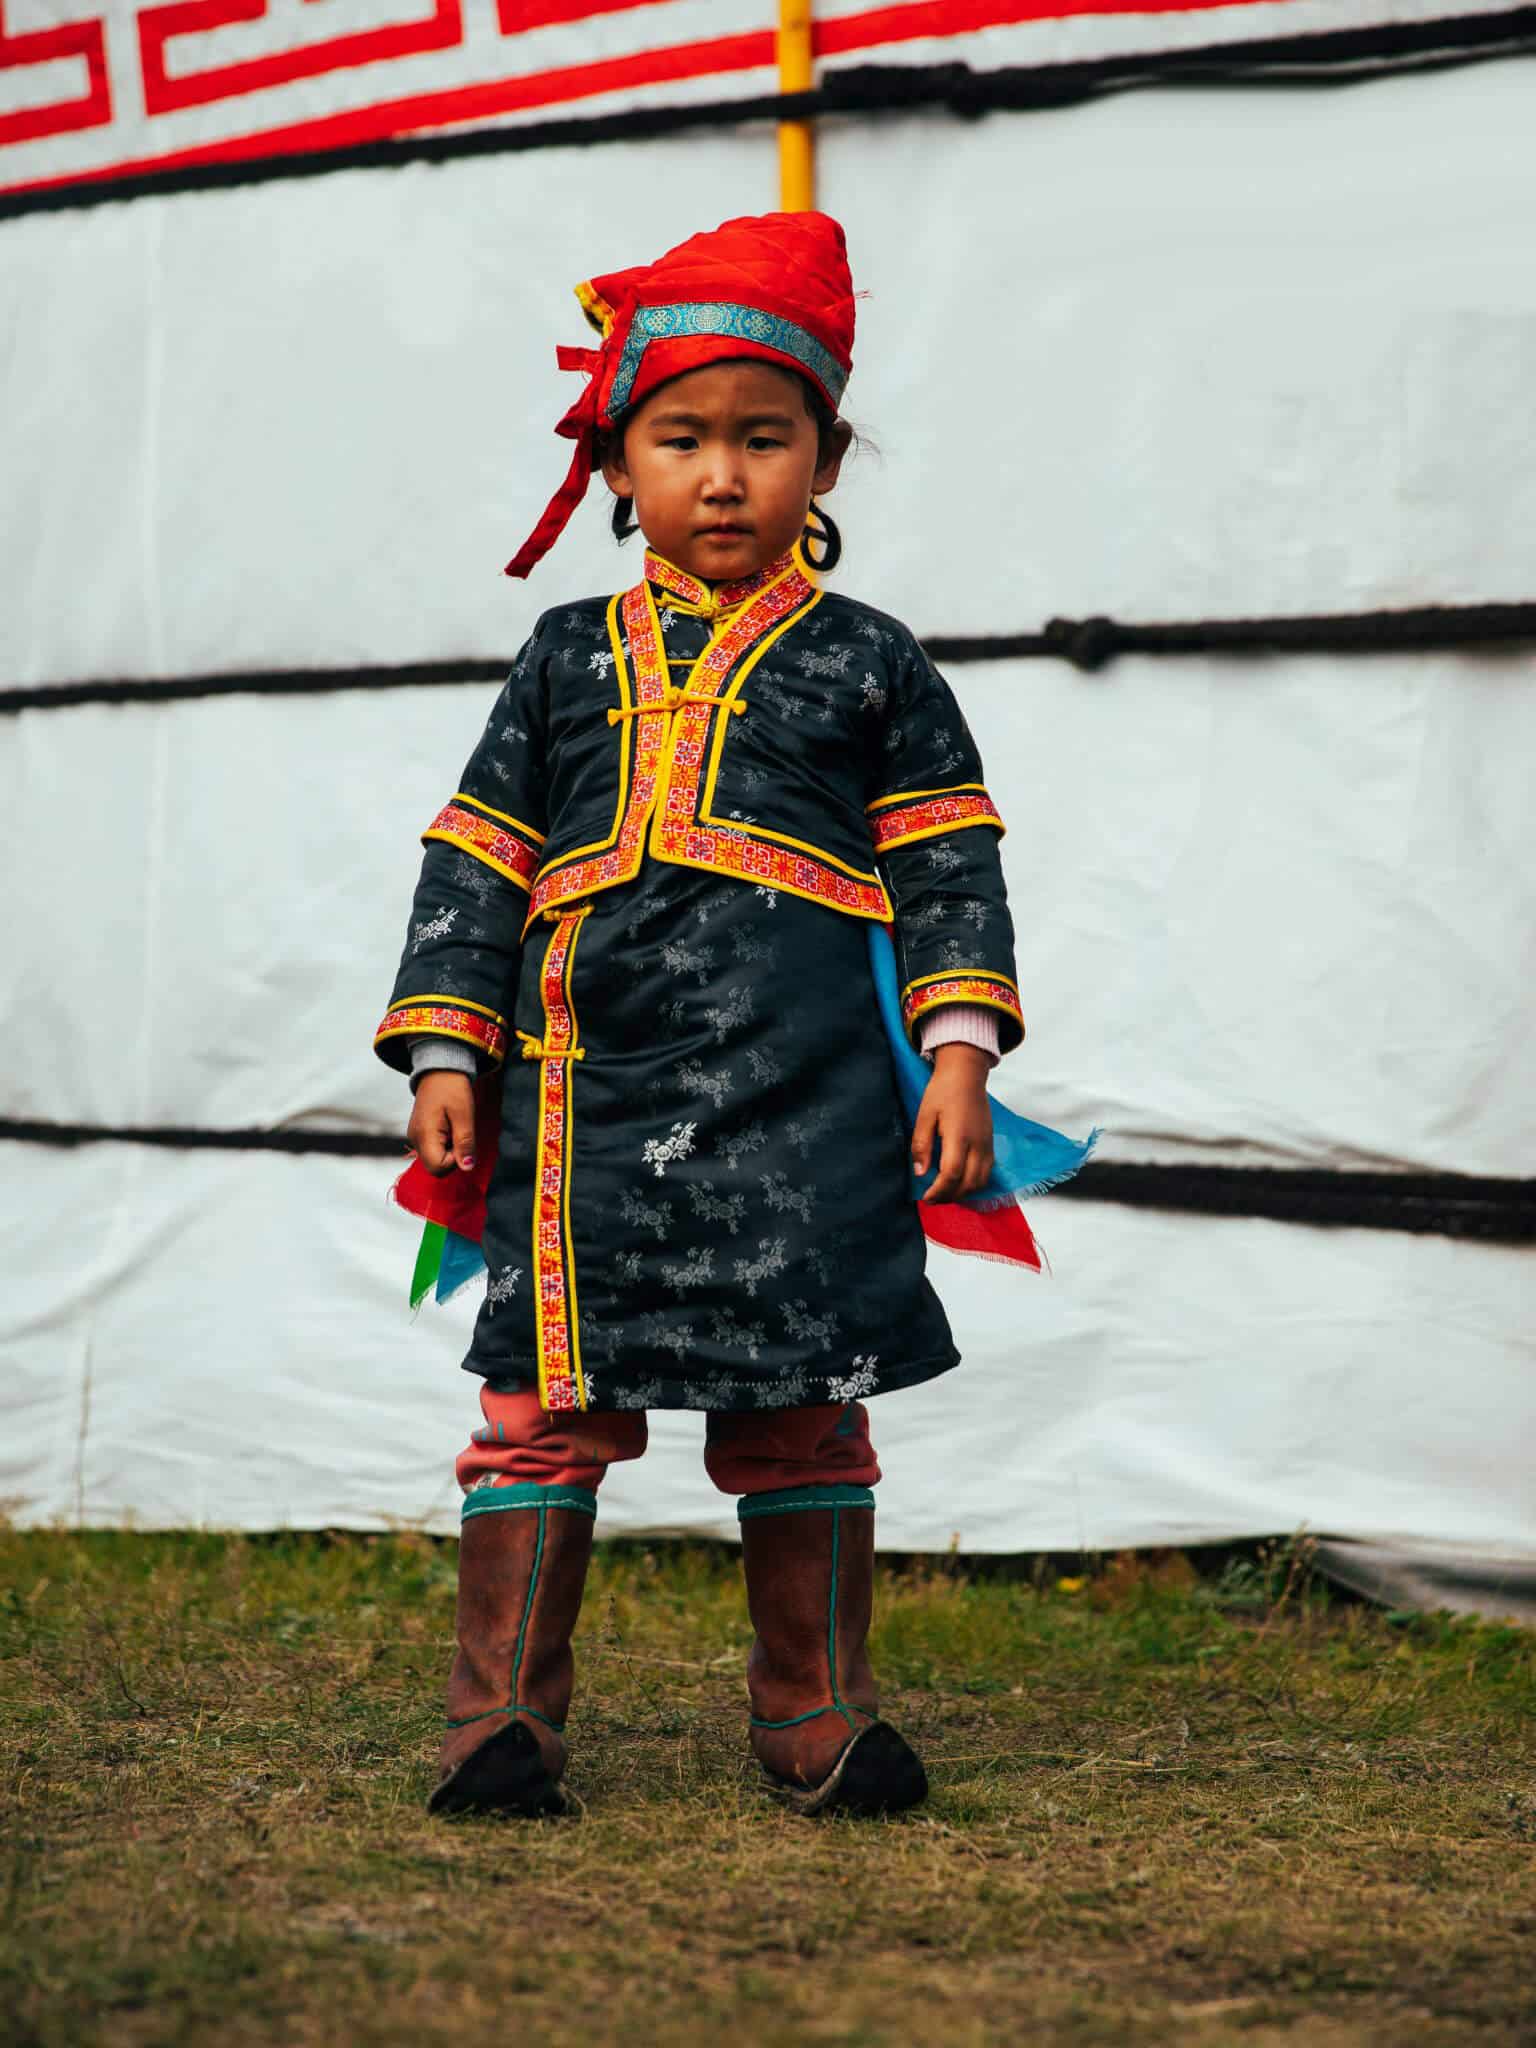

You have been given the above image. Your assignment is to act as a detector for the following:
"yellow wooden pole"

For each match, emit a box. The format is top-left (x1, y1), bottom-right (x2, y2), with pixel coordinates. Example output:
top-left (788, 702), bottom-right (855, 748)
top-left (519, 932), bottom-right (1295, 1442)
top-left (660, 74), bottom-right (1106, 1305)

top-left (777, 0), bottom-right (815, 212)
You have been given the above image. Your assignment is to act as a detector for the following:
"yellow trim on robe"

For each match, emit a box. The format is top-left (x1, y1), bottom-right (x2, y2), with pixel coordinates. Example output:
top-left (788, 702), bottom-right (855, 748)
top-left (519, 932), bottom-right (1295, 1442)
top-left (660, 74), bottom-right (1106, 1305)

top-left (450, 791), bottom-right (547, 842)
top-left (531, 909), bottom-right (590, 1412)
top-left (541, 595), bottom-right (634, 873)
top-left (373, 1021), bottom-right (503, 1056)
top-left (866, 783), bottom-right (988, 814)
top-left (422, 825), bottom-right (536, 891)
top-left (650, 572), bottom-right (895, 911)
top-left (903, 970), bottom-right (1022, 1002)
top-left (386, 992), bottom-right (504, 1021)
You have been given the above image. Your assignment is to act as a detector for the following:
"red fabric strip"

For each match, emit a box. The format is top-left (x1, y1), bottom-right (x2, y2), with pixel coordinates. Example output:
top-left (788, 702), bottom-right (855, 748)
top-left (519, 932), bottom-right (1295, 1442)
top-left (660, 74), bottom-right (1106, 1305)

top-left (817, 0), bottom-right (1279, 52)
top-left (919, 1197), bottom-right (1042, 1270)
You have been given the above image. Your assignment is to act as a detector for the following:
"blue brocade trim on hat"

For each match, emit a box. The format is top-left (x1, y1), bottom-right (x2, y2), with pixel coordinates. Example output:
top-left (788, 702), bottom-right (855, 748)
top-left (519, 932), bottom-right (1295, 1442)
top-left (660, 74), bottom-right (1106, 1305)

top-left (609, 301), bottom-right (849, 415)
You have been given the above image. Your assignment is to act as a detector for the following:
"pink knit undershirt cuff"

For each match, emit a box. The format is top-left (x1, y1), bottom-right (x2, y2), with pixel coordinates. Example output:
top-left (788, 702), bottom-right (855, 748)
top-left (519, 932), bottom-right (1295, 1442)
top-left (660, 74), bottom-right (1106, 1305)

top-left (919, 1003), bottom-right (1001, 1066)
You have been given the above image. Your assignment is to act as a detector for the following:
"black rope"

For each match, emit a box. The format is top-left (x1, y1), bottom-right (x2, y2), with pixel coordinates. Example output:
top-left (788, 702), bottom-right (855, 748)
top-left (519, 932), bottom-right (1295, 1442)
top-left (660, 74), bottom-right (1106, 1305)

top-left (1054, 1162), bottom-right (1536, 1242)
top-left (924, 600), bottom-right (1536, 673)
top-left (0, 1117), bottom-right (403, 1159)
top-left (2, 1117), bottom-right (1531, 1240)
top-left (6, 598), bottom-right (1534, 714)
top-left (1, 8), bottom-right (1531, 225)
top-left (0, 657), bottom-right (509, 715)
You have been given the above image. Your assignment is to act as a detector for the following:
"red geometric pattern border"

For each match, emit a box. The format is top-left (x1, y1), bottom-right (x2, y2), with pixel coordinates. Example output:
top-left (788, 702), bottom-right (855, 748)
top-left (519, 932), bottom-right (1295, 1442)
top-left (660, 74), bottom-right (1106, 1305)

top-left (526, 596), bottom-right (672, 922)
top-left (868, 787), bottom-right (1004, 852)
top-left (646, 564), bottom-right (893, 919)
top-left (900, 973), bottom-right (1024, 1048)
top-left (1, 2), bottom-right (1437, 208)
top-left (423, 800), bottom-right (541, 891)
top-left (532, 909), bottom-right (587, 1414)
top-left (373, 998), bottom-right (507, 1065)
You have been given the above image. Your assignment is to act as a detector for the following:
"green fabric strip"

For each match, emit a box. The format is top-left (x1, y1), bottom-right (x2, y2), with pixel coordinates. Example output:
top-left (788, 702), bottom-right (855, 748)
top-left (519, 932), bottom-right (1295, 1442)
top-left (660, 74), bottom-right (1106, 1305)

top-left (409, 1221), bottom-right (446, 1311)
top-left (737, 1484), bottom-right (875, 1522)
top-left (461, 1483), bottom-right (598, 1520)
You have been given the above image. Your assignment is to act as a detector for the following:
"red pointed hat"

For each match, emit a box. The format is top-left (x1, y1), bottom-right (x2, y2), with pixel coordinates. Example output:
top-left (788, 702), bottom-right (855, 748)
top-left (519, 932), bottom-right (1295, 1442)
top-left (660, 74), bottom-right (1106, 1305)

top-left (505, 210), bottom-right (855, 579)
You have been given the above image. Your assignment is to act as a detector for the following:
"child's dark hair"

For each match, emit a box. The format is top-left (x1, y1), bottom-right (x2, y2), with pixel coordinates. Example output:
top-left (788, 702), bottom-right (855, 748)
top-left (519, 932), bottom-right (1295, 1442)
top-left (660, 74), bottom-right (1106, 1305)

top-left (599, 376), bottom-right (845, 574)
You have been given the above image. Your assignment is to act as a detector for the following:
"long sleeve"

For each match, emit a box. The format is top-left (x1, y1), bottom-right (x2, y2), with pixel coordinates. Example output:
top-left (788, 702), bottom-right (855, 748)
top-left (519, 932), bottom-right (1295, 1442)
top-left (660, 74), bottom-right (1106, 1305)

top-left (867, 630), bottom-right (1023, 1056)
top-left (919, 1003), bottom-right (1001, 1064)
top-left (373, 617), bottom-right (551, 1076)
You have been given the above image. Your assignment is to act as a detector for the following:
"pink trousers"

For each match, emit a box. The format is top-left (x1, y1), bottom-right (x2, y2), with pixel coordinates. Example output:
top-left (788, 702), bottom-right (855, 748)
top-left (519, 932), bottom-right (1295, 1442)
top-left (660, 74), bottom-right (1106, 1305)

top-left (458, 1387), bottom-right (881, 1499)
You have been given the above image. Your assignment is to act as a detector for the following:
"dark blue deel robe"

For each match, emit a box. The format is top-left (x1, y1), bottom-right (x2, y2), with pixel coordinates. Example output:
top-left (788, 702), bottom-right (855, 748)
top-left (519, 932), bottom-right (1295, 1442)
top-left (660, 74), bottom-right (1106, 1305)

top-left (376, 546), bottom-right (1022, 1413)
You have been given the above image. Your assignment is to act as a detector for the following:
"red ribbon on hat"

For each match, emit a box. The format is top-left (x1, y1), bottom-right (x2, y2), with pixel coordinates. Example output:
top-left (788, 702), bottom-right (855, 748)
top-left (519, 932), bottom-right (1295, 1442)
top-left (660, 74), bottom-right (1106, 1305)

top-left (504, 345), bottom-right (607, 581)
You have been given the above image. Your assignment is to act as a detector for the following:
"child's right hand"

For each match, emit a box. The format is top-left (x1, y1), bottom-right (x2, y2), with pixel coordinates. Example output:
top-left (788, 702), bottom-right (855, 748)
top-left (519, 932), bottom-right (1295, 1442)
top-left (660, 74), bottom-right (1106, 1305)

top-left (407, 1072), bottom-right (478, 1176)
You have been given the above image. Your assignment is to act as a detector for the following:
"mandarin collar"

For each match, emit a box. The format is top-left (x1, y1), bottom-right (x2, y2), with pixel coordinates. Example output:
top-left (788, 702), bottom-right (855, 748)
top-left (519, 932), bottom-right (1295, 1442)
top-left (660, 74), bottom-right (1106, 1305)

top-left (643, 546), bottom-right (799, 621)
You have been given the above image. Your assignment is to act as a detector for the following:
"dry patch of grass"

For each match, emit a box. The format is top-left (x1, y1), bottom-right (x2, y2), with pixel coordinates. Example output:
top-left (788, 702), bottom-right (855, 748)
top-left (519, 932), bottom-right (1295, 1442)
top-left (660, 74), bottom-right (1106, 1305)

top-left (2, 1530), bottom-right (1533, 2047)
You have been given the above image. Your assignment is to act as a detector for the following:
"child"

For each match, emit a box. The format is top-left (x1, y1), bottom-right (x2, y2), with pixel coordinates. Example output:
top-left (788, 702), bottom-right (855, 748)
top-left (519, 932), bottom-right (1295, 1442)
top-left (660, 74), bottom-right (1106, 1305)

top-left (376, 211), bottom-right (1025, 1821)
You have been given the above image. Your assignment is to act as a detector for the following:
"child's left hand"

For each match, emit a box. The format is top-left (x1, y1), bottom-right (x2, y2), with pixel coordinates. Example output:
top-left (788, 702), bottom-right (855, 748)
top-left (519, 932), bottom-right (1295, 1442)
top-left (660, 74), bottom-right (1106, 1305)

top-left (911, 1044), bottom-right (995, 1203)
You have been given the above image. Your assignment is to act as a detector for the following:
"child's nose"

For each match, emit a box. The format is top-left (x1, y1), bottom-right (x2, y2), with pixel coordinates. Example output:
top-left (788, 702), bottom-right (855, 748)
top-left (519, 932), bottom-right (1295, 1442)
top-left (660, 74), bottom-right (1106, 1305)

top-left (701, 453), bottom-right (745, 498)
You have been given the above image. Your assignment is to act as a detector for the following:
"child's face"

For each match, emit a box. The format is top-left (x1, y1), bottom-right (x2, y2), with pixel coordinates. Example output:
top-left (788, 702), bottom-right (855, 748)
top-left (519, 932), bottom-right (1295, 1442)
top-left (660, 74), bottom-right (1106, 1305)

top-left (600, 359), bottom-right (849, 583)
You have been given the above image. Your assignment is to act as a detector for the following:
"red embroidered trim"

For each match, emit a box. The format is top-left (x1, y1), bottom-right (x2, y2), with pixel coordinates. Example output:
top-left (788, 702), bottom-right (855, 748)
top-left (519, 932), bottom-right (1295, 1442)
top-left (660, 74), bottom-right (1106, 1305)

top-left (645, 570), bottom-right (892, 917)
top-left (424, 802), bottom-right (540, 890)
top-left (527, 601), bottom-right (672, 921)
top-left (900, 976), bottom-right (1024, 1044)
top-left (643, 547), bottom-right (794, 614)
top-left (533, 912), bottom-right (586, 1414)
top-left (374, 1001), bottom-right (507, 1063)
top-left (530, 560), bottom-right (891, 923)
top-left (869, 789), bottom-right (1003, 852)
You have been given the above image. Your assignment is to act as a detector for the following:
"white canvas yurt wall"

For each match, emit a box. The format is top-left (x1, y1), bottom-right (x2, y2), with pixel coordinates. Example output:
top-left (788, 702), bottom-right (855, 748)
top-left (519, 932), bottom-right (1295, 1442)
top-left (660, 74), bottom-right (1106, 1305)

top-left (2, 4), bottom-right (1533, 1571)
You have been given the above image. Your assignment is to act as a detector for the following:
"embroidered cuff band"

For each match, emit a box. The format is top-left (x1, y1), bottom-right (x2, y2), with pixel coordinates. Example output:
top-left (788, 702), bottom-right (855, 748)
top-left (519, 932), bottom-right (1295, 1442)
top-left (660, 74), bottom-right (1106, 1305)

top-left (901, 973), bottom-right (1024, 1052)
top-left (375, 997), bottom-right (507, 1066)
top-left (868, 786), bottom-right (1004, 853)
top-left (423, 795), bottom-right (543, 890)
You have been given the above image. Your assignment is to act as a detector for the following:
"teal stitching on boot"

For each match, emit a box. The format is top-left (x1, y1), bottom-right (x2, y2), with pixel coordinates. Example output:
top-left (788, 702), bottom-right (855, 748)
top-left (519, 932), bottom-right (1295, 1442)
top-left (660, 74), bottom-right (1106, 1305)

top-left (736, 1484), bottom-right (874, 1521)
top-left (828, 1504), bottom-right (856, 1731)
top-left (444, 1705), bottom-right (516, 1729)
top-left (751, 1706), bottom-right (875, 1730)
top-left (444, 1704), bottom-right (568, 1733)
top-left (509, 1504), bottom-right (546, 1712)
top-left (461, 1482), bottom-right (597, 1520)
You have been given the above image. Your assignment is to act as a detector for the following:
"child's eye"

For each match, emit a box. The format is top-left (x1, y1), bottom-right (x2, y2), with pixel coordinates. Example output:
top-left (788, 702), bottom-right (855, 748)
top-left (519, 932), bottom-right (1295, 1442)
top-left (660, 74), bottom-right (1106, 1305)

top-left (747, 436), bottom-right (785, 452)
top-left (663, 435), bottom-right (698, 451)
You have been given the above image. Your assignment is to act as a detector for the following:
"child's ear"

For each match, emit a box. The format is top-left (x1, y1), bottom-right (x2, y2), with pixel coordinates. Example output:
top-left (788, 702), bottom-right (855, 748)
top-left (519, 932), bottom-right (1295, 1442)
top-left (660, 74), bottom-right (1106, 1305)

top-left (599, 447), bottom-right (633, 498)
top-left (812, 418), bottom-right (854, 497)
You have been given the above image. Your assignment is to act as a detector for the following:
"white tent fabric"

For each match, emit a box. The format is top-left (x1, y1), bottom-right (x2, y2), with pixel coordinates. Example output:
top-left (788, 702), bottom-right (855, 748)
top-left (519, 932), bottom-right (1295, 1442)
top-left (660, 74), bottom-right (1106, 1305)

top-left (5, 1148), bottom-right (1531, 1547)
top-left (3, 59), bottom-right (1534, 1547)
top-left (0, 0), bottom-right (1501, 201)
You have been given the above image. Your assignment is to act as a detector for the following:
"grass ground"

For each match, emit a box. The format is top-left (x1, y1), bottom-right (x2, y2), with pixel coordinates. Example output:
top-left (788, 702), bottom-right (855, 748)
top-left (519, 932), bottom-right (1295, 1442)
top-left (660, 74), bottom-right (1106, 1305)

top-left (2, 1530), bottom-right (1533, 2048)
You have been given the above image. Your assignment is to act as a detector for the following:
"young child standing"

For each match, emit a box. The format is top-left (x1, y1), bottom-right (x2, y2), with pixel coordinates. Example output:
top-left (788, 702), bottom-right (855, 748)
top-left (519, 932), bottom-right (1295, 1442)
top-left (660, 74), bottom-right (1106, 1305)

top-left (376, 211), bottom-right (1026, 1821)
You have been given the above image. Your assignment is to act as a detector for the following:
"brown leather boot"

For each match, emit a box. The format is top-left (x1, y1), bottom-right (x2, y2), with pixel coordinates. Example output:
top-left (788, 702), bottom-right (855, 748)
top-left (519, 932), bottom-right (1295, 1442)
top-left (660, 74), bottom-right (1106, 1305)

top-left (738, 1484), bottom-right (927, 1817)
top-left (429, 1481), bottom-right (596, 1818)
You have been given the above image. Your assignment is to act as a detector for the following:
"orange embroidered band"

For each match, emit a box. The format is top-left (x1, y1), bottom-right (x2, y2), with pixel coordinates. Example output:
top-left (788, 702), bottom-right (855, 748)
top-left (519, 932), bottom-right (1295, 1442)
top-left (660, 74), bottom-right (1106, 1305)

top-left (900, 973), bottom-right (1024, 1046)
top-left (423, 798), bottom-right (543, 891)
top-left (868, 787), bottom-right (1004, 853)
top-left (532, 910), bottom-right (589, 1412)
top-left (374, 998), bottom-right (508, 1065)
